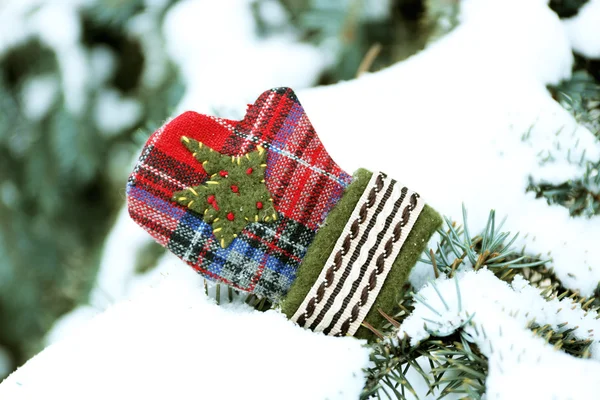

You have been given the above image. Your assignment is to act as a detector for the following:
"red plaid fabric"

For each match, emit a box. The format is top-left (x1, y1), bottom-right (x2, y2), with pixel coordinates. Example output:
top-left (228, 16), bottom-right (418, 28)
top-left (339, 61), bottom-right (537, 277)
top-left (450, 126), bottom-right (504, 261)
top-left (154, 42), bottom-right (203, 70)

top-left (127, 87), bottom-right (352, 300)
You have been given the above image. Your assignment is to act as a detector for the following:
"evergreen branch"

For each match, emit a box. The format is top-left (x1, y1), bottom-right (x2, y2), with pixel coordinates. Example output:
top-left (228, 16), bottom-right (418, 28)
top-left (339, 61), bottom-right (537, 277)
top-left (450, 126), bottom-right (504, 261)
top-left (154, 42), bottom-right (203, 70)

top-left (532, 70), bottom-right (600, 217)
top-left (527, 160), bottom-right (600, 218)
top-left (529, 321), bottom-right (593, 358)
top-left (361, 332), bottom-right (488, 400)
top-left (518, 265), bottom-right (600, 315)
top-left (421, 205), bottom-right (549, 277)
top-left (362, 268), bottom-right (488, 399)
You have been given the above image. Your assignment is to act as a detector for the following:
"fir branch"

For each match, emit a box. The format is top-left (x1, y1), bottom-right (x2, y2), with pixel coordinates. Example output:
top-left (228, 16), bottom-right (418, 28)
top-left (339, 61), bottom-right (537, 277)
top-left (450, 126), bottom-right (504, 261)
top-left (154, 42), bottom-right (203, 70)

top-left (519, 265), bottom-right (600, 317)
top-left (527, 160), bottom-right (600, 218)
top-left (362, 267), bottom-right (488, 400)
top-left (421, 205), bottom-right (548, 278)
top-left (361, 331), bottom-right (488, 400)
top-left (531, 71), bottom-right (600, 217)
top-left (528, 321), bottom-right (593, 358)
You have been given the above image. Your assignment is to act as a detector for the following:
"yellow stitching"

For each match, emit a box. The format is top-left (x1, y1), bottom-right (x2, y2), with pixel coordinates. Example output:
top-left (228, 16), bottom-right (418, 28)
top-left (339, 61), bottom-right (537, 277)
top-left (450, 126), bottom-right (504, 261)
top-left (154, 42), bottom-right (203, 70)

top-left (173, 137), bottom-right (275, 249)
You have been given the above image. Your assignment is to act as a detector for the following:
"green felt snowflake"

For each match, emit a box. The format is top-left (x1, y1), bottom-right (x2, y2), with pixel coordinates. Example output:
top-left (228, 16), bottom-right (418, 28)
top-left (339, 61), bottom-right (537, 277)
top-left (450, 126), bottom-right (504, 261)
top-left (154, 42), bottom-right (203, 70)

top-left (172, 136), bottom-right (277, 248)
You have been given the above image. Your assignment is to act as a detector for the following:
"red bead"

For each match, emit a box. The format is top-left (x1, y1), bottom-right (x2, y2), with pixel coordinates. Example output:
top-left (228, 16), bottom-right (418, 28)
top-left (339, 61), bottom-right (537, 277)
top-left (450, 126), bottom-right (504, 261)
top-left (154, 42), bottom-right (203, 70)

top-left (227, 212), bottom-right (235, 221)
top-left (246, 167), bottom-right (253, 175)
top-left (231, 185), bottom-right (239, 193)
top-left (256, 201), bottom-right (263, 210)
top-left (207, 195), bottom-right (215, 204)
top-left (219, 170), bottom-right (228, 177)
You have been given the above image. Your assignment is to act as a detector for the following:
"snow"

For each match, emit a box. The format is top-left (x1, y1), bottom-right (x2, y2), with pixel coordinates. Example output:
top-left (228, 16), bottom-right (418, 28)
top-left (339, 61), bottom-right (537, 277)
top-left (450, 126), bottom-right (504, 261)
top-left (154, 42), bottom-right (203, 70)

top-left (127, 5), bottom-right (172, 89)
top-left (32, 3), bottom-right (90, 115)
top-left (86, 207), bottom-right (157, 311)
top-left (163, 0), bottom-right (332, 117)
top-left (20, 74), bottom-right (59, 121)
top-left (0, 1), bottom-right (92, 115)
top-left (256, 0), bottom-right (288, 27)
top-left (360, 0), bottom-right (393, 21)
top-left (399, 269), bottom-right (600, 399)
top-left (0, 257), bottom-right (369, 400)
top-left (94, 89), bottom-right (143, 136)
top-left (2, 0), bottom-right (600, 398)
top-left (89, 46), bottom-right (116, 86)
top-left (563, 0), bottom-right (600, 59)
top-left (0, 345), bottom-right (12, 380)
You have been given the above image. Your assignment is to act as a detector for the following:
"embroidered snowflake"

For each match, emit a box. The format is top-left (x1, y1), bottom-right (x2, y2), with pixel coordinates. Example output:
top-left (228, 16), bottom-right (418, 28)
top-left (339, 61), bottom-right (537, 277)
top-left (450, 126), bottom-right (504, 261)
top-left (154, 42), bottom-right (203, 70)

top-left (173, 136), bottom-right (277, 248)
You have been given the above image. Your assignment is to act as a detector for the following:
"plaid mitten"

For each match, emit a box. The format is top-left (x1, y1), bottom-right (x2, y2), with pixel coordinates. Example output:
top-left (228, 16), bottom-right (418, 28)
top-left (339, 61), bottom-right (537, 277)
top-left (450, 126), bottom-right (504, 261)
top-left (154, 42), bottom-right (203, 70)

top-left (127, 87), bottom-right (442, 338)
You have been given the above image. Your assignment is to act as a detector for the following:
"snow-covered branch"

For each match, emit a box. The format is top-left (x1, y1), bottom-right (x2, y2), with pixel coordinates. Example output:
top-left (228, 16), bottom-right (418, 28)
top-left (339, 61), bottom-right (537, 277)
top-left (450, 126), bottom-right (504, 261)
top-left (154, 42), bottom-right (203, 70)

top-left (401, 269), bottom-right (600, 399)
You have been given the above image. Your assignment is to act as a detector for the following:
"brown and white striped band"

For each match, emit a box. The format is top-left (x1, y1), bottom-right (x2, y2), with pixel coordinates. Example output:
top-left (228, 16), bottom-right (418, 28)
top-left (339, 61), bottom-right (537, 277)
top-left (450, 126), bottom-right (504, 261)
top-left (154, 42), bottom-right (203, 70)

top-left (291, 172), bottom-right (424, 336)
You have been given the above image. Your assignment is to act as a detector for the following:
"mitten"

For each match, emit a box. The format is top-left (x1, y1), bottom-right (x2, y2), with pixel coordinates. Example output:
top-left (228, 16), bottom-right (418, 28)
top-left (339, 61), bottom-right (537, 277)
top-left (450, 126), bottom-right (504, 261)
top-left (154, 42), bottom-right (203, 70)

top-left (127, 87), bottom-right (442, 338)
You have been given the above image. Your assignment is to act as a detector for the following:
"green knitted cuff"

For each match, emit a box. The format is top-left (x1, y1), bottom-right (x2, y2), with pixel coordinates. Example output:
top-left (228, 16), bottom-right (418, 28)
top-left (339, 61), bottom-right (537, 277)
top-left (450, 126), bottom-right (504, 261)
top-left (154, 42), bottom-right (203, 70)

top-left (281, 169), bottom-right (443, 340)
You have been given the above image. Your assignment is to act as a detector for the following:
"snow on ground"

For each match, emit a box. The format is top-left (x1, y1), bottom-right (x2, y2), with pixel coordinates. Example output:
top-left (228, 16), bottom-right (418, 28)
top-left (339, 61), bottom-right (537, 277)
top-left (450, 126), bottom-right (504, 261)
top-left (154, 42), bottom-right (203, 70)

top-left (2, 0), bottom-right (600, 398)
top-left (0, 256), bottom-right (369, 400)
top-left (400, 269), bottom-right (600, 399)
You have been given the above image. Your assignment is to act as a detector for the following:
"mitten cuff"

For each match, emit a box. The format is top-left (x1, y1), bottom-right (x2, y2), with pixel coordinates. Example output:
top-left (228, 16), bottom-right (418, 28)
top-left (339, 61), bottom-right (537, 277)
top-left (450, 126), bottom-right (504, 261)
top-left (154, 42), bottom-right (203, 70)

top-left (281, 169), bottom-right (442, 339)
